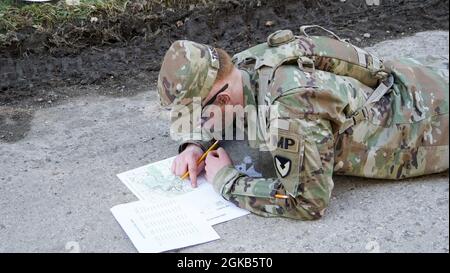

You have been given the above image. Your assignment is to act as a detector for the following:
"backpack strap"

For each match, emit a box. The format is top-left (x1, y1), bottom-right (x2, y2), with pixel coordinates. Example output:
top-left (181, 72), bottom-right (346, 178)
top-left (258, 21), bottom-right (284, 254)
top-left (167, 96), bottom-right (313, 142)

top-left (364, 74), bottom-right (394, 106)
top-left (338, 74), bottom-right (395, 134)
top-left (300, 25), bottom-right (344, 41)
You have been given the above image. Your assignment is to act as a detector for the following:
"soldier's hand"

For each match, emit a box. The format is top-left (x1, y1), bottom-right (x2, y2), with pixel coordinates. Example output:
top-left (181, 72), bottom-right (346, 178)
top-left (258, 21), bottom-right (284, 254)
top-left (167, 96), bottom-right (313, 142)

top-left (171, 144), bottom-right (205, 188)
top-left (204, 148), bottom-right (233, 183)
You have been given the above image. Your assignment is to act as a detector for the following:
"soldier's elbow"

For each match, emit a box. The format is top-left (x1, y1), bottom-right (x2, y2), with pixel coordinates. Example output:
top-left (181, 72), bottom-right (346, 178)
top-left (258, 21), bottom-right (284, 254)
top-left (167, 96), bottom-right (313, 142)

top-left (291, 197), bottom-right (330, 220)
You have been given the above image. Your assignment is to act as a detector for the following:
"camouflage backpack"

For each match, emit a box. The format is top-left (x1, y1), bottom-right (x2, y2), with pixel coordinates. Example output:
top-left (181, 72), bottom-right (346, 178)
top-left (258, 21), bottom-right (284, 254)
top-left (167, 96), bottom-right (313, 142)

top-left (232, 25), bottom-right (394, 133)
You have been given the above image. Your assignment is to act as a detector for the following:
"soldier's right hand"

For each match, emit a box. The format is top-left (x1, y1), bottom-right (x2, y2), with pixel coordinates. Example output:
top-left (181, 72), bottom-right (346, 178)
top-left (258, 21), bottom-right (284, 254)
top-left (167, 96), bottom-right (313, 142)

top-left (171, 144), bottom-right (205, 188)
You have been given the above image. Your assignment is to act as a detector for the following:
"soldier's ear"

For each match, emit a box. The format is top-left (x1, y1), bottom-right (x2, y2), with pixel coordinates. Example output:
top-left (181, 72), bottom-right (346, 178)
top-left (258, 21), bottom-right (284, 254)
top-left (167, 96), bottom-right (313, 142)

top-left (217, 93), bottom-right (231, 105)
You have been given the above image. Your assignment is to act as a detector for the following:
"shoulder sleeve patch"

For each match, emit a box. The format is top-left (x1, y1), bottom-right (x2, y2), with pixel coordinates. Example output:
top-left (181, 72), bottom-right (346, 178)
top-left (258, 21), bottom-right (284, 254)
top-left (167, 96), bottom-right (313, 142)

top-left (274, 155), bottom-right (292, 178)
top-left (270, 131), bottom-right (300, 153)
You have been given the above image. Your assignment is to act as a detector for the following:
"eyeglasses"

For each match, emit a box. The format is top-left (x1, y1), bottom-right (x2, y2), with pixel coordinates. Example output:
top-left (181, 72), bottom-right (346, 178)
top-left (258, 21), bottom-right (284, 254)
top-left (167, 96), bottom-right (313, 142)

top-left (202, 83), bottom-right (229, 109)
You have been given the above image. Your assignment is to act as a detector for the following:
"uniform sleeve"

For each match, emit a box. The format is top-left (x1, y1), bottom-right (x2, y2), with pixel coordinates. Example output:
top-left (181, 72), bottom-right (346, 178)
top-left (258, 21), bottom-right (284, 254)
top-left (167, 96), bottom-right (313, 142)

top-left (212, 116), bottom-right (335, 220)
top-left (178, 136), bottom-right (215, 153)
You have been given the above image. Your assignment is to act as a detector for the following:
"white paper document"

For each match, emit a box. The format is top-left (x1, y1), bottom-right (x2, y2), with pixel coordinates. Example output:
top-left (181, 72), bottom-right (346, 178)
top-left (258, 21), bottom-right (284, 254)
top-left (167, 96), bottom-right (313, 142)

top-left (175, 184), bottom-right (249, 225)
top-left (117, 157), bottom-right (249, 225)
top-left (111, 199), bottom-right (220, 253)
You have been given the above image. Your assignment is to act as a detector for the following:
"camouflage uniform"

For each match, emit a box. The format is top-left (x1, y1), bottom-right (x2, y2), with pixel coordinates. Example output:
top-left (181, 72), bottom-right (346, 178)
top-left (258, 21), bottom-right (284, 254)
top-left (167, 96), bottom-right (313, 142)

top-left (158, 28), bottom-right (449, 220)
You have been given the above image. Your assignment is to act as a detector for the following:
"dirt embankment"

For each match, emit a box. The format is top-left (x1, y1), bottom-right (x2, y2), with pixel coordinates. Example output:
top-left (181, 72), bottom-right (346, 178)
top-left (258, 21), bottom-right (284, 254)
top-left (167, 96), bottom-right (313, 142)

top-left (0, 0), bottom-right (449, 106)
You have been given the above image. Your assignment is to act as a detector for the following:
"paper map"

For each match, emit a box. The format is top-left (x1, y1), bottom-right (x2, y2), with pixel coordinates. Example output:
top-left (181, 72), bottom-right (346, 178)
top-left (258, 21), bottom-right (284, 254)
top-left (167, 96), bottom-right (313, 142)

top-left (117, 157), bottom-right (200, 201)
top-left (116, 156), bottom-right (249, 225)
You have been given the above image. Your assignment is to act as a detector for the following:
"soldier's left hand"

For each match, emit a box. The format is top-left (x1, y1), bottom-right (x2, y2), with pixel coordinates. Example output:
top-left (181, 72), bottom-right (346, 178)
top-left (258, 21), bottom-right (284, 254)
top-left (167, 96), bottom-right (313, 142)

top-left (204, 147), bottom-right (233, 183)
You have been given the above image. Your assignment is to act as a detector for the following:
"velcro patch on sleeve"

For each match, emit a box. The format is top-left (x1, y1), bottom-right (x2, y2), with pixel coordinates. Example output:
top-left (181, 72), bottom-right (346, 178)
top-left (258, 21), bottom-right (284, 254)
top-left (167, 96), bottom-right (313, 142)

top-left (270, 131), bottom-right (300, 153)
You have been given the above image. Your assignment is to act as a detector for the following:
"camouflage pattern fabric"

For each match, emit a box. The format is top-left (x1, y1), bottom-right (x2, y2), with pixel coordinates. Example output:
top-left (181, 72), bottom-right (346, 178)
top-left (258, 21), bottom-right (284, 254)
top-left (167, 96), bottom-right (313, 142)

top-left (157, 40), bottom-right (219, 107)
top-left (167, 29), bottom-right (449, 220)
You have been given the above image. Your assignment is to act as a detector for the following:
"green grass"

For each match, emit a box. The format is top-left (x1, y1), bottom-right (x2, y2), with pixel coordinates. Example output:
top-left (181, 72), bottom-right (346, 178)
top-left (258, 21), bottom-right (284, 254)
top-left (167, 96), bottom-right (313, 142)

top-left (0, 0), bottom-right (16, 14)
top-left (0, 0), bottom-right (210, 34)
top-left (0, 1), bottom-right (130, 33)
top-left (0, 0), bottom-right (211, 47)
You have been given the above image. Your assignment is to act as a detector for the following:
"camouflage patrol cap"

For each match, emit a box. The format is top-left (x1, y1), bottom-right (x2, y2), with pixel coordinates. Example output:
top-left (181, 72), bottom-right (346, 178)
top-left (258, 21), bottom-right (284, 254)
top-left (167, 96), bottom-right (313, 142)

top-left (157, 40), bottom-right (220, 107)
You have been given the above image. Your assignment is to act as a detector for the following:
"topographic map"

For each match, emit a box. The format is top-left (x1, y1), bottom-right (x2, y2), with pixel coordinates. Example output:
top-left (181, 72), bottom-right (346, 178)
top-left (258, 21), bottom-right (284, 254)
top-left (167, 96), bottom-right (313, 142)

top-left (117, 157), bottom-right (204, 201)
top-left (116, 156), bottom-right (249, 225)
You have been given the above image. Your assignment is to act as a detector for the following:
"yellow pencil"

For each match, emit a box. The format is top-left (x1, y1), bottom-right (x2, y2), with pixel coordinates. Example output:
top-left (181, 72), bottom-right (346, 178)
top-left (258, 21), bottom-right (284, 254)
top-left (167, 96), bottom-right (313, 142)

top-left (180, 140), bottom-right (220, 180)
top-left (274, 194), bottom-right (290, 199)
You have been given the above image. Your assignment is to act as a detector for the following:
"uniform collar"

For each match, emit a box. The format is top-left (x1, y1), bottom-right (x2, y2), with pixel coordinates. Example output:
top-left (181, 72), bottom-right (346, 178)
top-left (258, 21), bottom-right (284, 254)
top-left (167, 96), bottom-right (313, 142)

top-left (240, 69), bottom-right (257, 108)
top-left (239, 69), bottom-right (262, 150)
